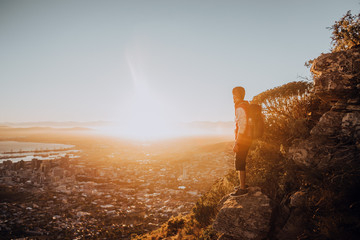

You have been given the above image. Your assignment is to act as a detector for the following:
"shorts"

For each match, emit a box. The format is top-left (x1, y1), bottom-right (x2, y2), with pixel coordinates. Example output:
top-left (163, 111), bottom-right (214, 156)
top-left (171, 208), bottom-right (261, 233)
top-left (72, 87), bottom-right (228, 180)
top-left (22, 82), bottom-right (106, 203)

top-left (235, 142), bottom-right (251, 171)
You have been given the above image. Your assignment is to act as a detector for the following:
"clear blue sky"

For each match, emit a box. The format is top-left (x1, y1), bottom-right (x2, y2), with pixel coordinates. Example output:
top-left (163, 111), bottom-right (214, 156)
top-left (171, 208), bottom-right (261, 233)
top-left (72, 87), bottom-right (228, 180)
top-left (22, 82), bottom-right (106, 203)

top-left (1, 0), bottom-right (359, 123)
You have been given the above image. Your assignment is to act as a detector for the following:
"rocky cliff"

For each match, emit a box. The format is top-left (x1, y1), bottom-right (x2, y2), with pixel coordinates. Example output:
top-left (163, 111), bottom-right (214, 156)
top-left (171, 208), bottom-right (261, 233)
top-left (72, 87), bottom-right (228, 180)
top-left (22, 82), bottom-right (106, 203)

top-left (280, 46), bottom-right (360, 239)
top-left (289, 46), bottom-right (360, 171)
top-left (214, 46), bottom-right (360, 239)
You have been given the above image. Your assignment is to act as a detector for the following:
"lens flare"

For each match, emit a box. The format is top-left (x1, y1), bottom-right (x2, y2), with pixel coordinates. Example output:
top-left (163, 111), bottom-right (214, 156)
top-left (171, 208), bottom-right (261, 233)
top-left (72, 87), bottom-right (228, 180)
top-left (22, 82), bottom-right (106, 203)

top-left (113, 49), bottom-right (175, 140)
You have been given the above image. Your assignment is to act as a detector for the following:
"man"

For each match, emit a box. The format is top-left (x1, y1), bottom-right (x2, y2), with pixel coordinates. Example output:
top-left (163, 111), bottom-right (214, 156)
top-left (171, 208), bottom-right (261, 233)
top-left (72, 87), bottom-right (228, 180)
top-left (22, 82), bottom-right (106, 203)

top-left (230, 86), bottom-right (252, 197)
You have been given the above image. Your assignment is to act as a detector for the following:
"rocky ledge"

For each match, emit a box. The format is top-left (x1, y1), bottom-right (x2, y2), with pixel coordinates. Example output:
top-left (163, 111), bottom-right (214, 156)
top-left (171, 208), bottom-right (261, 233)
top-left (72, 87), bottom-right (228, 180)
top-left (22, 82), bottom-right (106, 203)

top-left (213, 187), bottom-right (272, 240)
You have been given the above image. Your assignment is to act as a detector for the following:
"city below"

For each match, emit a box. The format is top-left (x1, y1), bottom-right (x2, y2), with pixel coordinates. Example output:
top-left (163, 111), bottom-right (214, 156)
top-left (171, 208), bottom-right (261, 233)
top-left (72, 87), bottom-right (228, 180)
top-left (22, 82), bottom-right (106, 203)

top-left (0, 133), bottom-right (233, 239)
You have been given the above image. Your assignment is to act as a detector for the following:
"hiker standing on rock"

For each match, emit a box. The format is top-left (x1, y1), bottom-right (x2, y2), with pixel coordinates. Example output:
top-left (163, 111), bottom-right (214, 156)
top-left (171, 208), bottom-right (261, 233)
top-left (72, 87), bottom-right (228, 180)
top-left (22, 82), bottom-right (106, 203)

top-left (230, 86), bottom-right (253, 196)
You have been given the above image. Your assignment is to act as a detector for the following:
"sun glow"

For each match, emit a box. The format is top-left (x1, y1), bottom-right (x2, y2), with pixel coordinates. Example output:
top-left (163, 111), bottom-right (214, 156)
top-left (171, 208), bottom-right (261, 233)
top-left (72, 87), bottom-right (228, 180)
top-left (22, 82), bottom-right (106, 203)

top-left (120, 87), bottom-right (175, 140)
top-left (111, 50), bottom-right (177, 140)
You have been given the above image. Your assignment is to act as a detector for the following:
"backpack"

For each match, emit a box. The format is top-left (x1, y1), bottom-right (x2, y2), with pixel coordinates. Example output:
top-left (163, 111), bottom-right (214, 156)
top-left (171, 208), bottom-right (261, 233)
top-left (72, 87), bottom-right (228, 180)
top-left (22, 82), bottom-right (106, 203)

top-left (239, 101), bottom-right (264, 139)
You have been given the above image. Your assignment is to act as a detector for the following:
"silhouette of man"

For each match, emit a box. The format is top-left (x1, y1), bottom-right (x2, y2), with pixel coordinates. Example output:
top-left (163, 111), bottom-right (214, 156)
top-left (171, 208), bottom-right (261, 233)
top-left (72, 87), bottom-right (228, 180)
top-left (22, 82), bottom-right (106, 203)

top-left (231, 86), bottom-right (252, 196)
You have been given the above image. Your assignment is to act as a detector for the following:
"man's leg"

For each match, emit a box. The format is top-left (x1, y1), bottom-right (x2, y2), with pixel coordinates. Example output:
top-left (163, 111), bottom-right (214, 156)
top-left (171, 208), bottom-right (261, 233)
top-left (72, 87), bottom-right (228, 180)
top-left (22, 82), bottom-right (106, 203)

top-left (236, 147), bottom-right (247, 189)
top-left (232, 142), bottom-right (251, 196)
top-left (239, 170), bottom-right (246, 190)
top-left (231, 169), bottom-right (248, 197)
top-left (232, 147), bottom-right (248, 196)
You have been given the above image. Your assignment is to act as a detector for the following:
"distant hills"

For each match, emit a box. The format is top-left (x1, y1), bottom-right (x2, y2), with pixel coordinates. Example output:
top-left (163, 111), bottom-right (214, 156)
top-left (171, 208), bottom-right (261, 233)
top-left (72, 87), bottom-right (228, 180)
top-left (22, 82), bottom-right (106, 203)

top-left (0, 126), bottom-right (92, 132)
top-left (0, 121), bottom-right (234, 136)
top-left (0, 121), bottom-right (111, 128)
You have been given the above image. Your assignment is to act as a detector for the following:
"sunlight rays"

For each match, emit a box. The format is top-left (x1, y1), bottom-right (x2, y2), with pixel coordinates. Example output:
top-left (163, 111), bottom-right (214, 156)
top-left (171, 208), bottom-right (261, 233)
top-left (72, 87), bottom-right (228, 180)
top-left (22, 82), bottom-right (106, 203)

top-left (117, 49), bottom-right (174, 140)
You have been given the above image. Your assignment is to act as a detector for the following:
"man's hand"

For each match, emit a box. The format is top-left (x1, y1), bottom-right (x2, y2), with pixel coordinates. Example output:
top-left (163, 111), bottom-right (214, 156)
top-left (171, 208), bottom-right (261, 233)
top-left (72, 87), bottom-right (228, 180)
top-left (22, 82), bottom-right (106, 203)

top-left (233, 143), bottom-right (240, 153)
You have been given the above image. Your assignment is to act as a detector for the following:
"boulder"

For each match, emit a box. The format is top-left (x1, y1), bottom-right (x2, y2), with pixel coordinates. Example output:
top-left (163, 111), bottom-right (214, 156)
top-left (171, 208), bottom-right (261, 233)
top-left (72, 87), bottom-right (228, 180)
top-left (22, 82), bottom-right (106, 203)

top-left (341, 112), bottom-right (360, 142)
top-left (288, 139), bottom-right (314, 167)
top-left (289, 190), bottom-right (307, 208)
top-left (310, 111), bottom-right (345, 137)
top-left (213, 187), bottom-right (272, 240)
top-left (311, 46), bottom-right (360, 101)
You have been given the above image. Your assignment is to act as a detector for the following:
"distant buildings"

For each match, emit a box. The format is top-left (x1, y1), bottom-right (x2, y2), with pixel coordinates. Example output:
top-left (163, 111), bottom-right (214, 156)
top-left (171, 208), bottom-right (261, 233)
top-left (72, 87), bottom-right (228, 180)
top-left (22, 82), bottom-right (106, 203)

top-left (0, 147), bottom-right (232, 239)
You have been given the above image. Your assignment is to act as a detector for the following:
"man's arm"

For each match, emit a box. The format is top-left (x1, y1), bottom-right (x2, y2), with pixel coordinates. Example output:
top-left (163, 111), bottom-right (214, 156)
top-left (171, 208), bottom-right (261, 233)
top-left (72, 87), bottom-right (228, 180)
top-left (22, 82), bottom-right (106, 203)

top-left (235, 107), bottom-right (247, 143)
top-left (234, 123), bottom-right (238, 140)
top-left (233, 107), bottom-right (247, 152)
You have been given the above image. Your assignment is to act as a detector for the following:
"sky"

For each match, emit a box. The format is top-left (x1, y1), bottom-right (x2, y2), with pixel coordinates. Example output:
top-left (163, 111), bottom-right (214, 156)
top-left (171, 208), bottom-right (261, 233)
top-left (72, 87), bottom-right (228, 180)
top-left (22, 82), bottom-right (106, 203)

top-left (1, 0), bottom-right (360, 124)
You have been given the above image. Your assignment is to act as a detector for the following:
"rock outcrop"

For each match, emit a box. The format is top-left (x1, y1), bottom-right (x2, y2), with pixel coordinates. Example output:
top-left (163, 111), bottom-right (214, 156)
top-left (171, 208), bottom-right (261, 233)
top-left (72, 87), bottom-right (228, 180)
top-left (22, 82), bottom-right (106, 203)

top-left (311, 46), bottom-right (360, 102)
top-left (289, 46), bottom-right (360, 171)
top-left (213, 187), bottom-right (272, 240)
top-left (278, 46), bottom-right (360, 239)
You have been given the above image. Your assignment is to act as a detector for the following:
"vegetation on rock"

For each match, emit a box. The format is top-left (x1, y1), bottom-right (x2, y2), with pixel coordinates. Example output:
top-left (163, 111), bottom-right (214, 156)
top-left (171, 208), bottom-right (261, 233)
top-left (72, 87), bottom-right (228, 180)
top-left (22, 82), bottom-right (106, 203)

top-left (305, 10), bottom-right (360, 68)
top-left (329, 10), bottom-right (360, 52)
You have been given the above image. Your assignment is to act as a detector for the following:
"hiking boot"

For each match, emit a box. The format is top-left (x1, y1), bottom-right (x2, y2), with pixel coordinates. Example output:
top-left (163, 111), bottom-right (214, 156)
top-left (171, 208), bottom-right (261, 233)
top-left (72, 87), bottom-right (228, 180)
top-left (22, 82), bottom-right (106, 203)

top-left (230, 188), bottom-right (248, 197)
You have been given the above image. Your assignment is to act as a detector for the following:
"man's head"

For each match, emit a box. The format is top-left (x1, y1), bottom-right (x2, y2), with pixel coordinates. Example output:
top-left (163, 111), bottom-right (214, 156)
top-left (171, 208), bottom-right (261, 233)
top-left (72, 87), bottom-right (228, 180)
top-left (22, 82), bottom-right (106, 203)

top-left (232, 86), bottom-right (245, 103)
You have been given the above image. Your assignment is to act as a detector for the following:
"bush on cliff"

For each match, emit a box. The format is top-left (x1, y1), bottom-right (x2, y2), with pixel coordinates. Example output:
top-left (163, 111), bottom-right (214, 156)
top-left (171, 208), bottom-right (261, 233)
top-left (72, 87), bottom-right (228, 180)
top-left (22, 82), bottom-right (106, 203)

top-left (330, 10), bottom-right (360, 52)
top-left (252, 80), bottom-right (327, 146)
top-left (306, 10), bottom-right (360, 67)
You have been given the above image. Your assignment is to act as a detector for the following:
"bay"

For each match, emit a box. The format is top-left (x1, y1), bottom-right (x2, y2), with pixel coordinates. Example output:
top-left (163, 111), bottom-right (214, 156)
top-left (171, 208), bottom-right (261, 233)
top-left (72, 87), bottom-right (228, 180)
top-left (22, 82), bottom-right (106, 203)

top-left (0, 141), bottom-right (78, 163)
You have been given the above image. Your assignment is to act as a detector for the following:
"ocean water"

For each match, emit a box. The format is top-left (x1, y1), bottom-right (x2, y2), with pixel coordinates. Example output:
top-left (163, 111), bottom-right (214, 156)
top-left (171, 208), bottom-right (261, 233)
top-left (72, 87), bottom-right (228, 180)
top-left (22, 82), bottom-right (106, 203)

top-left (0, 141), bottom-right (74, 153)
top-left (0, 141), bottom-right (78, 163)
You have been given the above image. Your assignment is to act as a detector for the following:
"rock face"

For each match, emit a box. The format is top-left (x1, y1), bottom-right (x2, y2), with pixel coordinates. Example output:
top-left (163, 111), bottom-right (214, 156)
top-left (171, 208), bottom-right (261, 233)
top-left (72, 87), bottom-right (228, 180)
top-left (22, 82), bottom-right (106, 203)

top-left (311, 46), bottom-right (360, 101)
top-left (278, 46), bottom-right (360, 239)
top-left (289, 46), bottom-right (360, 171)
top-left (213, 187), bottom-right (272, 240)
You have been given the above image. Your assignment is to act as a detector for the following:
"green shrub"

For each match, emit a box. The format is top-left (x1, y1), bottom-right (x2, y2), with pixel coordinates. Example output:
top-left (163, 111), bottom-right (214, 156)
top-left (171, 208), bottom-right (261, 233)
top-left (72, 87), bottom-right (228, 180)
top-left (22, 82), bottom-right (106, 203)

top-left (306, 10), bottom-right (360, 68)
top-left (252, 81), bottom-right (315, 146)
top-left (329, 10), bottom-right (360, 52)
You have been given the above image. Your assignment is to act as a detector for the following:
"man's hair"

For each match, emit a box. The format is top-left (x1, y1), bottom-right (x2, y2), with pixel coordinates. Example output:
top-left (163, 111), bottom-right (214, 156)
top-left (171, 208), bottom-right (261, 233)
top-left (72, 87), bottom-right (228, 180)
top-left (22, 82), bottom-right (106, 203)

top-left (232, 86), bottom-right (245, 99)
